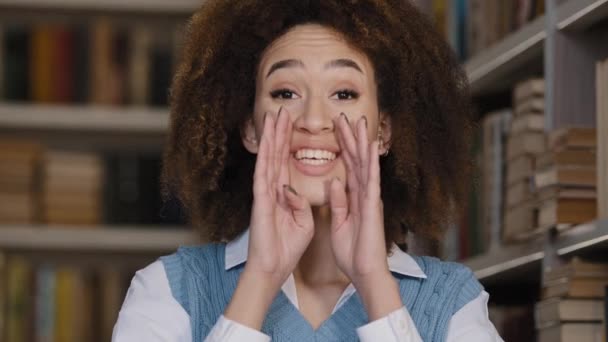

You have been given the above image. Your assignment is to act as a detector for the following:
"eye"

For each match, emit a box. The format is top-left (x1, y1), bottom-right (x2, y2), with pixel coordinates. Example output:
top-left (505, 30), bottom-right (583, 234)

top-left (270, 88), bottom-right (300, 100)
top-left (331, 89), bottom-right (360, 100)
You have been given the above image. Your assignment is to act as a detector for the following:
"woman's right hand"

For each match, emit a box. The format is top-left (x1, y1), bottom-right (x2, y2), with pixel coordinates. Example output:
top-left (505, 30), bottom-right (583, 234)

top-left (245, 106), bottom-right (315, 287)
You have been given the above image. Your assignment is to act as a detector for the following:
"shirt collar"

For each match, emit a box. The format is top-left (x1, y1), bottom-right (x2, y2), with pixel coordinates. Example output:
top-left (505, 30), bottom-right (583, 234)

top-left (225, 229), bottom-right (427, 279)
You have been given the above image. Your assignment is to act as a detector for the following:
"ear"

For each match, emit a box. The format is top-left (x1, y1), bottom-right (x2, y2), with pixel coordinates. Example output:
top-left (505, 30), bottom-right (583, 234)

top-left (378, 112), bottom-right (392, 154)
top-left (240, 116), bottom-right (259, 154)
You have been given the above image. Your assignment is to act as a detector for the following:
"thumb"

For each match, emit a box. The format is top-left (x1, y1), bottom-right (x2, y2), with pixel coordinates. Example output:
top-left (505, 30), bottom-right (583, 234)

top-left (328, 177), bottom-right (348, 232)
top-left (283, 185), bottom-right (313, 229)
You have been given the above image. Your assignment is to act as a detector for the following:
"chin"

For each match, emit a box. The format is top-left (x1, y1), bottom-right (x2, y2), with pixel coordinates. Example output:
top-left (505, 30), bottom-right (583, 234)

top-left (300, 187), bottom-right (330, 207)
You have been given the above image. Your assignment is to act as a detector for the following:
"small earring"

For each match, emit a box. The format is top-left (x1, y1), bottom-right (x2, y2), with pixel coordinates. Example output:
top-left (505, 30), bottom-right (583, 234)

top-left (377, 129), bottom-right (389, 157)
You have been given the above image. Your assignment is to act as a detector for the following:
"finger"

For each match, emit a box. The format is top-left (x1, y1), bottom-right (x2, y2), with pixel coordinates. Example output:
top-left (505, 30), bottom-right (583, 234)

top-left (357, 116), bottom-right (369, 187)
top-left (265, 113), bottom-right (277, 192)
top-left (274, 106), bottom-right (287, 181)
top-left (336, 128), bottom-right (360, 216)
top-left (328, 177), bottom-right (348, 232)
top-left (278, 111), bottom-right (293, 206)
top-left (337, 113), bottom-right (359, 176)
top-left (253, 113), bottom-right (270, 197)
top-left (367, 140), bottom-right (381, 199)
top-left (283, 184), bottom-right (313, 230)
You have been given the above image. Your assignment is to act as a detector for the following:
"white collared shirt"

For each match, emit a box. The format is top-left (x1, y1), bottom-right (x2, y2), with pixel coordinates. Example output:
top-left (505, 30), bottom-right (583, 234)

top-left (112, 230), bottom-right (503, 341)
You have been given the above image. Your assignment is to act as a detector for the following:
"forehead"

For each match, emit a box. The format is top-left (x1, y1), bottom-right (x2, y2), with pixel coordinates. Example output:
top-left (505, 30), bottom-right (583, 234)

top-left (258, 24), bottom-right (374, 75)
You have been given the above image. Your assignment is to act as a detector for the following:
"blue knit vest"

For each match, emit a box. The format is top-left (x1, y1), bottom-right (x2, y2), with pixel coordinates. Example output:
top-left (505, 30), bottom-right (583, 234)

top-left (161, 244), bottom-right (482, 341)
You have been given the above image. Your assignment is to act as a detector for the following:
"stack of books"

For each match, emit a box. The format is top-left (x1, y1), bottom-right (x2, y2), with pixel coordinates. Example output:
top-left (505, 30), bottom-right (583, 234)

top-left (0, 140), bottom-right (43, 224)
top-left (42, 150), bottom-right (104, 225)
top-left (503, 78), bottom-right (546, 242)
top-left (536, 257), bottom-right (607, 342)
top-left (533, 128), bottom-right (597, 231)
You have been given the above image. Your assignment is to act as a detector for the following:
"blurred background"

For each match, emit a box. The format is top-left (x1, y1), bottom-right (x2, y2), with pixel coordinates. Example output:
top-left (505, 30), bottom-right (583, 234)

top-left (0, 0), bottom-right (607, 341)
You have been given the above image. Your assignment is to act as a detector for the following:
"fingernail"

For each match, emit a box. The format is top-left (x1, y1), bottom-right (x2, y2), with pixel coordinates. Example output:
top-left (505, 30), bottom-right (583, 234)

top-left (362, 115), bottom-right (368, 128)
top-left (277, 106), bottom-right (283, 119)
top-left (284, 184), bottom-right (298, 195)
top-left (340, 112), bottom-right (350, 125)
top-left (263, 112), bottom-right (268, 124)
top-left (333, 176), bottom-right (341, 183)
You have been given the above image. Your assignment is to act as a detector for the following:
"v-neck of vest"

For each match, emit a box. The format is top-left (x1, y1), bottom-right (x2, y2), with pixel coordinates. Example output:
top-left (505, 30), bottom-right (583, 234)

top-left (261, 280), bottom-right (369, 339)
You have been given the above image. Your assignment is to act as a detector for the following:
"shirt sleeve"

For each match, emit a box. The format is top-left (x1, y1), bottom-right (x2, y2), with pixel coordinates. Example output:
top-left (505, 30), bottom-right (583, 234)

top-left (356, 306), bottom-right (423, 341)
top-left (356, 292), bottom-right (503, 342)
top-left (111, 260), bottom-right (271, 342)
top-left (111, 260), bottom-right (192, 342)
top-left (446, 291), bottom-right (504, 342)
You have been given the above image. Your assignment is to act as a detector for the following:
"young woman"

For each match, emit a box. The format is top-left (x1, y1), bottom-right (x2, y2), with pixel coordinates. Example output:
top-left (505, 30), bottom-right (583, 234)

top-left (113, 1), bottom-right (503, 341)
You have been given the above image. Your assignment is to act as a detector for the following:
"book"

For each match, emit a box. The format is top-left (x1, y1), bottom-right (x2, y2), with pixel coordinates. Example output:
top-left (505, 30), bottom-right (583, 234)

top-left (510, 113), bottom-right (544, 135)
top-left (597, 59), bottom-right (608, 218)
top-left (535, 298), bottom-right (604, 329)
top-left (534, 166), bottom-right (596, 190)
top-left (538, 198), bottom-right (596, 228)
top-left (543, 257), bottom-right (608, 285)
top-left (507, 154), bottom-right (535, 185)
top-left (549, 127), bottom-right (597, 151)
top-left (513, 78), bottom-right (545, 104)
top-left (481, 110), bottom-right (511, 252)
top-left (538, 323), bottom-right (604, 342)
top-left (537, 186), bottom-right (596, 204)
top-left (506, 179), bottom-right (533, 208)
top-left (536, 148), bottom-right (596, 171)
top-left (503, 199), bottom-right (536, 242)
top-left (30, 23), bottom-right (55, 103)
top-left (514, 96), bottom-right (544, 117)
top-left (4, 24), bottom-right (30, 100)
top-left (507, 131), bottom-right (546, 161)
top-left (543, 277), bottom-right (608, 299)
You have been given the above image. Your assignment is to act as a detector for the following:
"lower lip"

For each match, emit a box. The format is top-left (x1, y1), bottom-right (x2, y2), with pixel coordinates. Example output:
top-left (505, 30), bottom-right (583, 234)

top-left (291, 154), bottom-right (339, 177)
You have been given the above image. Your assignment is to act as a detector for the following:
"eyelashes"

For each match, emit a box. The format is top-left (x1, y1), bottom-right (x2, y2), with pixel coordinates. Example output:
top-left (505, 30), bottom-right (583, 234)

top-left (269, 88), bottom-right (360, 100)
top-left (270, 88), bottom-right (297, 100)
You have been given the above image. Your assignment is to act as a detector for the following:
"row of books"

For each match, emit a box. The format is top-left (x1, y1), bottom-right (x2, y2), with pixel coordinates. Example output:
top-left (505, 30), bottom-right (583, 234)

top-left (0, 18), bottom-right (183, 106)
top-left (1, 255), bottom-right (133, 342)
top-left (0, 139), bottom-right (186, 226)
top-left (414, 0), bottom-right (545, 61)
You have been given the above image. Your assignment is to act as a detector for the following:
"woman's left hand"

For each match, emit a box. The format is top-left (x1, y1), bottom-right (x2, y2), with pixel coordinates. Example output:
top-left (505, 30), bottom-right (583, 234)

top-left (328, 113), bottom-right (389, 286)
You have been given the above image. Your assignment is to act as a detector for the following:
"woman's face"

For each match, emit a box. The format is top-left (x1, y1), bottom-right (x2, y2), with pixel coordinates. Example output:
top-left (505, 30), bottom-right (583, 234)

top-left (242, 24), bottom-right (390, 206)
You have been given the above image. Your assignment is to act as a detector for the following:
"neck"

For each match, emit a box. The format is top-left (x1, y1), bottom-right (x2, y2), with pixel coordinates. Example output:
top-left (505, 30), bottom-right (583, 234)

top-left (293, 205), bottom-right (349, 287)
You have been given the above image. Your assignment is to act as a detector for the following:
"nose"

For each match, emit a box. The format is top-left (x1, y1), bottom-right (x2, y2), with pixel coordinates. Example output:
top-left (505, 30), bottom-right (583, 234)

top-left (293, 95), bottom-right (334, 135)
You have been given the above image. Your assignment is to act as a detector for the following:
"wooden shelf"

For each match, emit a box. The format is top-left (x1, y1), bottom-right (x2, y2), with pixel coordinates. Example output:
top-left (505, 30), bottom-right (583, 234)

top-left (0, 103), bottom-right (169, 151)
top-left (463, 219), bottom-right (608, 285)
top-left (0, 103), bottom-right (168, 133)
top-left (465, 0), bottom-right (608, 97)
top-left (0, 225), bottom-right (197, 253)
top-left (0, 0), bottom-right (201, 13)
top-left (557, 0), bottom-right (608, 31)
top-left (464, 14), bottom-right (546, 97)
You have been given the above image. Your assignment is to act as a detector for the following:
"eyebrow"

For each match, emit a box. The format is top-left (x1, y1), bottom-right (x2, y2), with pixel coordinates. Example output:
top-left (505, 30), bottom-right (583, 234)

top-left (265, 58), bottom-right (364, 78)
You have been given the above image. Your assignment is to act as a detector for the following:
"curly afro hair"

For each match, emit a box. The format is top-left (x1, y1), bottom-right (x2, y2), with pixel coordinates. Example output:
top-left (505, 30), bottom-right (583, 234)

top-left (161, 0), bottom-right (475, 254)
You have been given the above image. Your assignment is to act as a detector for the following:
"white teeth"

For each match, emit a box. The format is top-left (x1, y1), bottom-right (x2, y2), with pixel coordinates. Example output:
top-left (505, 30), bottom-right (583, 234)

top-left (295, 149), bottom-right (336, 161)
top-left (299, 159), bottom-right (330, 165)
